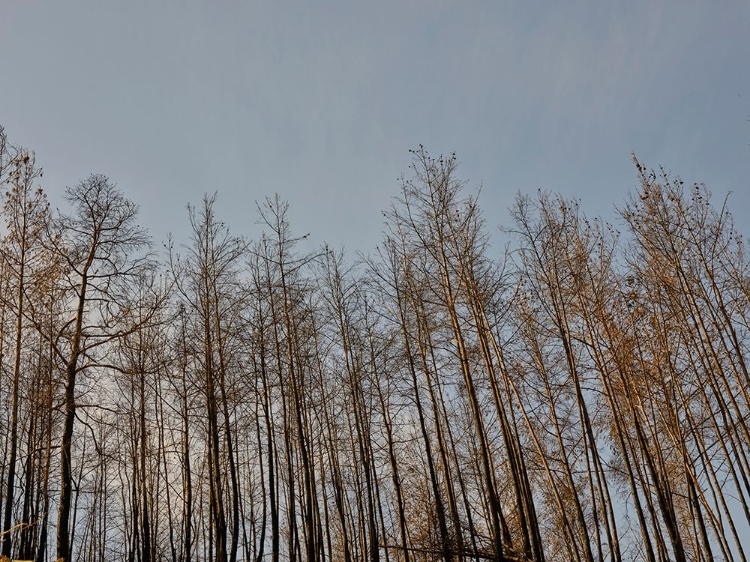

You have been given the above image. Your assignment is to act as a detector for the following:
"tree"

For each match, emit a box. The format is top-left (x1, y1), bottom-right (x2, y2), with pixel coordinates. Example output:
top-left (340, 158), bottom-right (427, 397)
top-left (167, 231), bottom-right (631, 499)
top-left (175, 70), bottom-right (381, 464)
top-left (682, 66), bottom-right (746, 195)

top-left (0, 146), bottom-right (49, 558)
top-left (49, 175), bottom-right (155, 562)
top-left (169, 193), bottom-right (247, 562)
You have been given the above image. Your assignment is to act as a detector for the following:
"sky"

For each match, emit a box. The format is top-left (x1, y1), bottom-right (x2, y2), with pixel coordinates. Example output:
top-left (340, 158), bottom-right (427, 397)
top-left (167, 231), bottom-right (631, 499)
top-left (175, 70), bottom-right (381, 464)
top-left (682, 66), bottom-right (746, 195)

top-left (1, 1), bottom-right (748, 256)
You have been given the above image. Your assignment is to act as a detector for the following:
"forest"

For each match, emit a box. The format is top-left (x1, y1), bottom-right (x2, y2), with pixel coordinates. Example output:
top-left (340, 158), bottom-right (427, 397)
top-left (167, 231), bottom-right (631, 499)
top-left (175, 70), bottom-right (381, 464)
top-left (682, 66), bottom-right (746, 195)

top-left (0, 125), bottom-right (748, 562)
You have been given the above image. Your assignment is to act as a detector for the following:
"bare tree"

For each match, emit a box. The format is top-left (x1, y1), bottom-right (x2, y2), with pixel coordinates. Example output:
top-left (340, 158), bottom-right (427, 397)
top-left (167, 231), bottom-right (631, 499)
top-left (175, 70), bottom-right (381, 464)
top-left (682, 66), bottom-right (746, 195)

top-left (169, 193), bottom-right (247, 562)
top-left (48, 175), bottom-right (155, 562)
top-left (0, 146), bottom-right (49, 558)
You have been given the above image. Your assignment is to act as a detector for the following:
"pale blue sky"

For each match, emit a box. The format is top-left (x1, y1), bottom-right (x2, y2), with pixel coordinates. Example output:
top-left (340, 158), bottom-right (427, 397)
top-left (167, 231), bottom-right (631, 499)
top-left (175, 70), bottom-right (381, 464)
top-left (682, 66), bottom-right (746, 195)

top-left (1, 1), bottom-right (748, 253)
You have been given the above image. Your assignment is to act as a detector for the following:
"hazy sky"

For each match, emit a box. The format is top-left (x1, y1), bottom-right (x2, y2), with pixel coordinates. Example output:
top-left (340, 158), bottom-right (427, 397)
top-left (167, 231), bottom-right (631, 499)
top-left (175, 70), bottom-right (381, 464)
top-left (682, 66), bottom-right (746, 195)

top-left (1, 1), bottom-right (748, 254)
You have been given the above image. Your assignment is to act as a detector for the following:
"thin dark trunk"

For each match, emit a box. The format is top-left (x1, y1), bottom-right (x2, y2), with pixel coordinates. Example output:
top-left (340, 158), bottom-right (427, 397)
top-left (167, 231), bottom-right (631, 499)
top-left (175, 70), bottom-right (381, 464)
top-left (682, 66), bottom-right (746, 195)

top-left (56, 266), bottom-right (90, 562)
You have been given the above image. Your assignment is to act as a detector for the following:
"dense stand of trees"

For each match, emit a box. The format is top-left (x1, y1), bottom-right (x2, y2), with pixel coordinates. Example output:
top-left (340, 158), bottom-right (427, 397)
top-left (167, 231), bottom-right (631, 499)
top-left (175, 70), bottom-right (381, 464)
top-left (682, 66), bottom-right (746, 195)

top-left (0, 127), bottom-right (748, 561)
